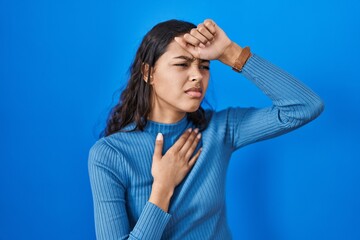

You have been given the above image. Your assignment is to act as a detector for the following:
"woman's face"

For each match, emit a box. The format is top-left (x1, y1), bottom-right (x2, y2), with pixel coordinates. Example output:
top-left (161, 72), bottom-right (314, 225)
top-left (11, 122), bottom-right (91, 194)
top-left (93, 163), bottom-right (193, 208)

top-left (148, 40), bottom-right (210, 121)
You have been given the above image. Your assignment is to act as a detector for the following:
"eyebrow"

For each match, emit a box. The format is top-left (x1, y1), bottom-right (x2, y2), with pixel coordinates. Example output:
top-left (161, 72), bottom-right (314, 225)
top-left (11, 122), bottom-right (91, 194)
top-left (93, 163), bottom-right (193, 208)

top-left (173, 56), bottom-right (210, 63)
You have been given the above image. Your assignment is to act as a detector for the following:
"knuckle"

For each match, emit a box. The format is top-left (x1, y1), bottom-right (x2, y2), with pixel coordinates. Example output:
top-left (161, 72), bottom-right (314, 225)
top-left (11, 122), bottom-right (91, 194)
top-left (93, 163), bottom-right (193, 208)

top-left (182, 132), bottom-right (190, 138)
top-left (188, 145), bottom-right (195, 152)
top-left (190, 28), bottom-right (197, 34)
top-left (204, 19), bottom-right (213, 25)
top-left (190, 141), bottom-right (197, 149)
top-left (193, 38), bottom-right (200, 44)
top-left (184, 33), bottom-right (191, 40)
top-left (192, 139), bottom-right (199, 146)
top-left (173, 149), bottom-right (179, 156)
top-left (188, 133), bottom-right (196, 140)
top-left (179, 135), bottom-right (187, 142)
top-left (168, 149), bottom-right (175, 157)
top-left (184, 131), bottom-right (191, 137)
top-left (197, 26), bottom-right (204, 32)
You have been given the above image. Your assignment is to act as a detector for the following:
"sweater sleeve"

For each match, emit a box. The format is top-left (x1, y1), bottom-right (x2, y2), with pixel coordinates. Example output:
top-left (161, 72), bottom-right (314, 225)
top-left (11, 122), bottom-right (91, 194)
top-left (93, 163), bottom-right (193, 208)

top-left (226, 54), bottom-right (324, 150)
top-left (88, 139), bottom-right (171, 240)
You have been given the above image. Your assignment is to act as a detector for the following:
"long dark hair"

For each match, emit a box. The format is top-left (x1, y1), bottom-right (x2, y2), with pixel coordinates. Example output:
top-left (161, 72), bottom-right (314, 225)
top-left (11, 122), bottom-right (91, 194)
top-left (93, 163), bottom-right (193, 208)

top-left (103, 19), bottom-right (211, 137)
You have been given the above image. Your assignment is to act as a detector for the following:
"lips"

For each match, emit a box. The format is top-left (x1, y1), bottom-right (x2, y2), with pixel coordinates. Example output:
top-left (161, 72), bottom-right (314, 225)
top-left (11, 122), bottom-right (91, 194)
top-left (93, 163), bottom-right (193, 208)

top-left (185, 87), bottom-right (202, 98)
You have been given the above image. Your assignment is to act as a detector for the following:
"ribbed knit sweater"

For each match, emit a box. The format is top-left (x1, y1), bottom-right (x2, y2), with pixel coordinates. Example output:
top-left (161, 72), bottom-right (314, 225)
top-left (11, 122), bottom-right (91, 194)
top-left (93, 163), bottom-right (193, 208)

top-left (88, 54), bottom-right (324, 240)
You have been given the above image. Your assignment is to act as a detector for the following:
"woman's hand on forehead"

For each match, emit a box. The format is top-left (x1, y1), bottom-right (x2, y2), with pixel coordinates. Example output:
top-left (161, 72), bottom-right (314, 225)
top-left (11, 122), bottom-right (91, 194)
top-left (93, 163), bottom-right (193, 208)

top-left (174, 19), bottom-right (232, 61)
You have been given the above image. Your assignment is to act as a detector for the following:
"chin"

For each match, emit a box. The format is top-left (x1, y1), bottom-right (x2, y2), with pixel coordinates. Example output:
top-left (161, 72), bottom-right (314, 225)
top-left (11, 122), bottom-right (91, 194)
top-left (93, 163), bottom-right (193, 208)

top-left (178, 98), bottom-right (203, 113)
top-left (185, 104), bottom-right (201, 113)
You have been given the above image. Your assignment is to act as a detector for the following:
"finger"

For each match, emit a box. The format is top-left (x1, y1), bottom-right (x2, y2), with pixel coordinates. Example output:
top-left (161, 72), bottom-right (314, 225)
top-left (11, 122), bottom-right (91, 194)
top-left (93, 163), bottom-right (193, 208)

top-left (183, 33), bottom-right (202, 47)
top-left (188, 147), bottom-right (202, 168)
top-left (153, 133), bottom-right (163, 160)
top-left (189, 28), bottom-right (208, 44)
top-left (197, 23), bottom-right (215, 42)
top-left (171, 128), bottom-right (192, 152)
top-left (203, 19), bottom-right (217, 35)
top-left (174, 36), bottom-right (187, 49)
top-left (179, 128), bottom-right (199, 157)
top-left (184, 131), bottom-right (201, 160)
top-left (174, 37), bottom-right (198, 57)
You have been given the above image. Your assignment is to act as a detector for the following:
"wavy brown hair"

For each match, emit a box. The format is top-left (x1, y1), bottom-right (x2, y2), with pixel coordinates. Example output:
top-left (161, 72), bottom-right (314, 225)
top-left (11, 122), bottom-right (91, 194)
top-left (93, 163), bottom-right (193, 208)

top-left (103, 19), bottom-right (212, 137)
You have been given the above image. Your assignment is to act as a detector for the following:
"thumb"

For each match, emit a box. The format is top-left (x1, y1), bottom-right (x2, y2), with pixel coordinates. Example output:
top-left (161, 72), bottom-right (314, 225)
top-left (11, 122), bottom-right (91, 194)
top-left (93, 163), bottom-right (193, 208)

top-left (153, 133), bottom-right (163, 159)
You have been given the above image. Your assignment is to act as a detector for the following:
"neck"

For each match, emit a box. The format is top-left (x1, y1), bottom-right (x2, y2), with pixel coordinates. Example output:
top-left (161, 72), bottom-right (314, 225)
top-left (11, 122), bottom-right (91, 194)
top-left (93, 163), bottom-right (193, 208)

top-left (148, 108), bottom-right (186, 124)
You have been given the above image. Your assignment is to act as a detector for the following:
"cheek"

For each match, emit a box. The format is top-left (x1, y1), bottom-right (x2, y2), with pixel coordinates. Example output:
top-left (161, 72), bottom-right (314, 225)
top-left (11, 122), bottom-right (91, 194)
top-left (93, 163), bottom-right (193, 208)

top-left (153, 73), bottom-right (185, 96)
top-left (202, 75), bottom-right (210, 92)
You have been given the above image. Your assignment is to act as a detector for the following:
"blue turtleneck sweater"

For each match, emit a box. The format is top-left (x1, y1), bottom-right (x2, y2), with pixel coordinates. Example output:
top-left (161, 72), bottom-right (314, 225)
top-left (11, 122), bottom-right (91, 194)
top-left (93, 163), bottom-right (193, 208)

top-left (88, 54), bottom-right (324, 239)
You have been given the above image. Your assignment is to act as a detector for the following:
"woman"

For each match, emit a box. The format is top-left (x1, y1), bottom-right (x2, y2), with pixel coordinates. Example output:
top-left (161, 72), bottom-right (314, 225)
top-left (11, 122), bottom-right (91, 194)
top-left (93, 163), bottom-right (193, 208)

top-left (88, 19), bottom-right (324, 239)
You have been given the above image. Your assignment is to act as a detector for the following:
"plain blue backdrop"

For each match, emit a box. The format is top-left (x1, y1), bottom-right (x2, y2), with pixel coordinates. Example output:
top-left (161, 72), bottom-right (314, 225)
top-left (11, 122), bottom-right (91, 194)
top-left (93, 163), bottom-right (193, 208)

top-left (1, 0), bottom-right (359, 239)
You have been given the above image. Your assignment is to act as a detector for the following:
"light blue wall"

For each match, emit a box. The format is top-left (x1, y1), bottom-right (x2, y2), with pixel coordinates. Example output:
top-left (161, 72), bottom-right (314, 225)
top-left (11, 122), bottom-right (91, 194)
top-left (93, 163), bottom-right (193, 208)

top-left (1, 0), bottom-right (359, 239)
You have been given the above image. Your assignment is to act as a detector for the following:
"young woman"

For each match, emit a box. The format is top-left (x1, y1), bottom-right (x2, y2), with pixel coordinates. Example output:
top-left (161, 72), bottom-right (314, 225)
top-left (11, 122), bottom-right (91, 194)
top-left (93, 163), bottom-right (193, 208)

top-left (88, 19), bottom-right (324, 239)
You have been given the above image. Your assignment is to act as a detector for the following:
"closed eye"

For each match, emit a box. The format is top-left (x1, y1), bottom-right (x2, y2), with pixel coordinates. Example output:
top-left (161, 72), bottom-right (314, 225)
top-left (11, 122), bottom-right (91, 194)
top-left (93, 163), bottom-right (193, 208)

top-left (174, 63), bottom-right (189, 67)
top-left (174, 63), bottom-right (210, 70)
top-left (200, 65), bottom-right (210, 70)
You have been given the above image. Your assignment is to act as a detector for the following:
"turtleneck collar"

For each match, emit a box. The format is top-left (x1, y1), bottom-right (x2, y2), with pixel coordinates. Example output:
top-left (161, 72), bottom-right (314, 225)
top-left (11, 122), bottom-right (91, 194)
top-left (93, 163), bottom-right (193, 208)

top-left (144, 114), bottom-right (191, 135)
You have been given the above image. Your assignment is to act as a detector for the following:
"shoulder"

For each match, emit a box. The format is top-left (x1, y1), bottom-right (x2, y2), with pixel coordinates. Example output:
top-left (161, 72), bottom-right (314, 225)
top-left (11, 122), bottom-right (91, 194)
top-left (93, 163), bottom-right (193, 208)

top-left (89, 129), bottom-right (134, 156)
top-left (88, 136), bottom-right (124, 166)
top-left (88, 136), bottom-right (129, 180)
top-left (88, 130), bottom-right (150, 165)
top-left (89, 137), bottom-right (115, 159)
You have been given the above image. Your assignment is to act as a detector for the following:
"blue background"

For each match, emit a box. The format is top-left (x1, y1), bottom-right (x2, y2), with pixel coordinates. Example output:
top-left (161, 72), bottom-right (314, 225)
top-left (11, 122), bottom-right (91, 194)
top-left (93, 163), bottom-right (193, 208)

top-left (1, 0), bottom-right (359, 239)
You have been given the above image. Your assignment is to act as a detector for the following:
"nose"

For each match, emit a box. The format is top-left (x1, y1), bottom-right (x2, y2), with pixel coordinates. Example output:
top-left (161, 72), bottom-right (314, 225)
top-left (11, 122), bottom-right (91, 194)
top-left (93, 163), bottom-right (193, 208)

top-left (188, 65), bottom-right (203, 82)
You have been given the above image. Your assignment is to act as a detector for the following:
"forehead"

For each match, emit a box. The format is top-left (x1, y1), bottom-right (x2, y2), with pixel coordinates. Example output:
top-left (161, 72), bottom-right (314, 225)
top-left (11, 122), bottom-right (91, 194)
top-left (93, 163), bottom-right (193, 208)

top-left (161, 40), bottom-right (193, 59)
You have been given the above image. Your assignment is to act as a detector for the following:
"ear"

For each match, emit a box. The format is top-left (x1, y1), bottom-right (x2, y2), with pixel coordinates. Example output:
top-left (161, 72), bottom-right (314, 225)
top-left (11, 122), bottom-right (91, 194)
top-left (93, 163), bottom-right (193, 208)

top-left (141, 63), bottom-right (153, 84)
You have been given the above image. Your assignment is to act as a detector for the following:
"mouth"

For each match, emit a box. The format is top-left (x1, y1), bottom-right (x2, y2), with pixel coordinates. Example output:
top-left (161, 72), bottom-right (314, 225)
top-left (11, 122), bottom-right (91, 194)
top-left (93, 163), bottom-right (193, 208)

top-left (184, 87), bottom-right (203, 98)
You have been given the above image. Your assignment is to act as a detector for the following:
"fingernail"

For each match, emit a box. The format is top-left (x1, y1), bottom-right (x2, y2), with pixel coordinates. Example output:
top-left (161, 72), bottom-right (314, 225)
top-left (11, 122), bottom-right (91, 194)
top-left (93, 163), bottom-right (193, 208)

top-left (156, 133), bottom-right (163, 141)
top-left (187, 128), bottom-right (192, 132)
top-left (194, 128), bottom-right (199, 133)
top-left (199, 43), bottom-right (206, 48)
top-left (197, 133), bottom-right (202, 139)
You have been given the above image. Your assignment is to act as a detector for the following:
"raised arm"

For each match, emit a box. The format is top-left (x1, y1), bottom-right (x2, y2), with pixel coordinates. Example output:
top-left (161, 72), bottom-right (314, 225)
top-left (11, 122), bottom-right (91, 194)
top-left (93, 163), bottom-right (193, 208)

top-left (175, 19), bottom-right (324, 150)
top-left (224, 54), bottom-right (324, 149)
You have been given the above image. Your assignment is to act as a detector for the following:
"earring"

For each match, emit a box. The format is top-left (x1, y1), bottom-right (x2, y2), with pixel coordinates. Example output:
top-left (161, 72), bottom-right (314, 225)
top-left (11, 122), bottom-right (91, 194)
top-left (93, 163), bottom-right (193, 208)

top-left (144, 75), bottom-right (153, 84)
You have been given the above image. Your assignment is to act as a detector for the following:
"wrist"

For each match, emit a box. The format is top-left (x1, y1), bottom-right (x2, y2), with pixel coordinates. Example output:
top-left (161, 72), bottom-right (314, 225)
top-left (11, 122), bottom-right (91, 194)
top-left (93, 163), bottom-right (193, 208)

top-left (218, 42), bottom-right (243, 67)
top-left (149, 182), bottom-right (174, 212)
top-left (151, 181), bottom-right (174, 197)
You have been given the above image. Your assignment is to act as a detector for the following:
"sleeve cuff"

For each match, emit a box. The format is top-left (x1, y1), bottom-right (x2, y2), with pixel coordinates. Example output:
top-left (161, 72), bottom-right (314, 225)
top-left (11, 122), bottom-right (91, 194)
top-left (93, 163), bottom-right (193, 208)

top-left (241, 53), bottom-right (271, 80)
top-left (130, 202), bottom-right (171, 239)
